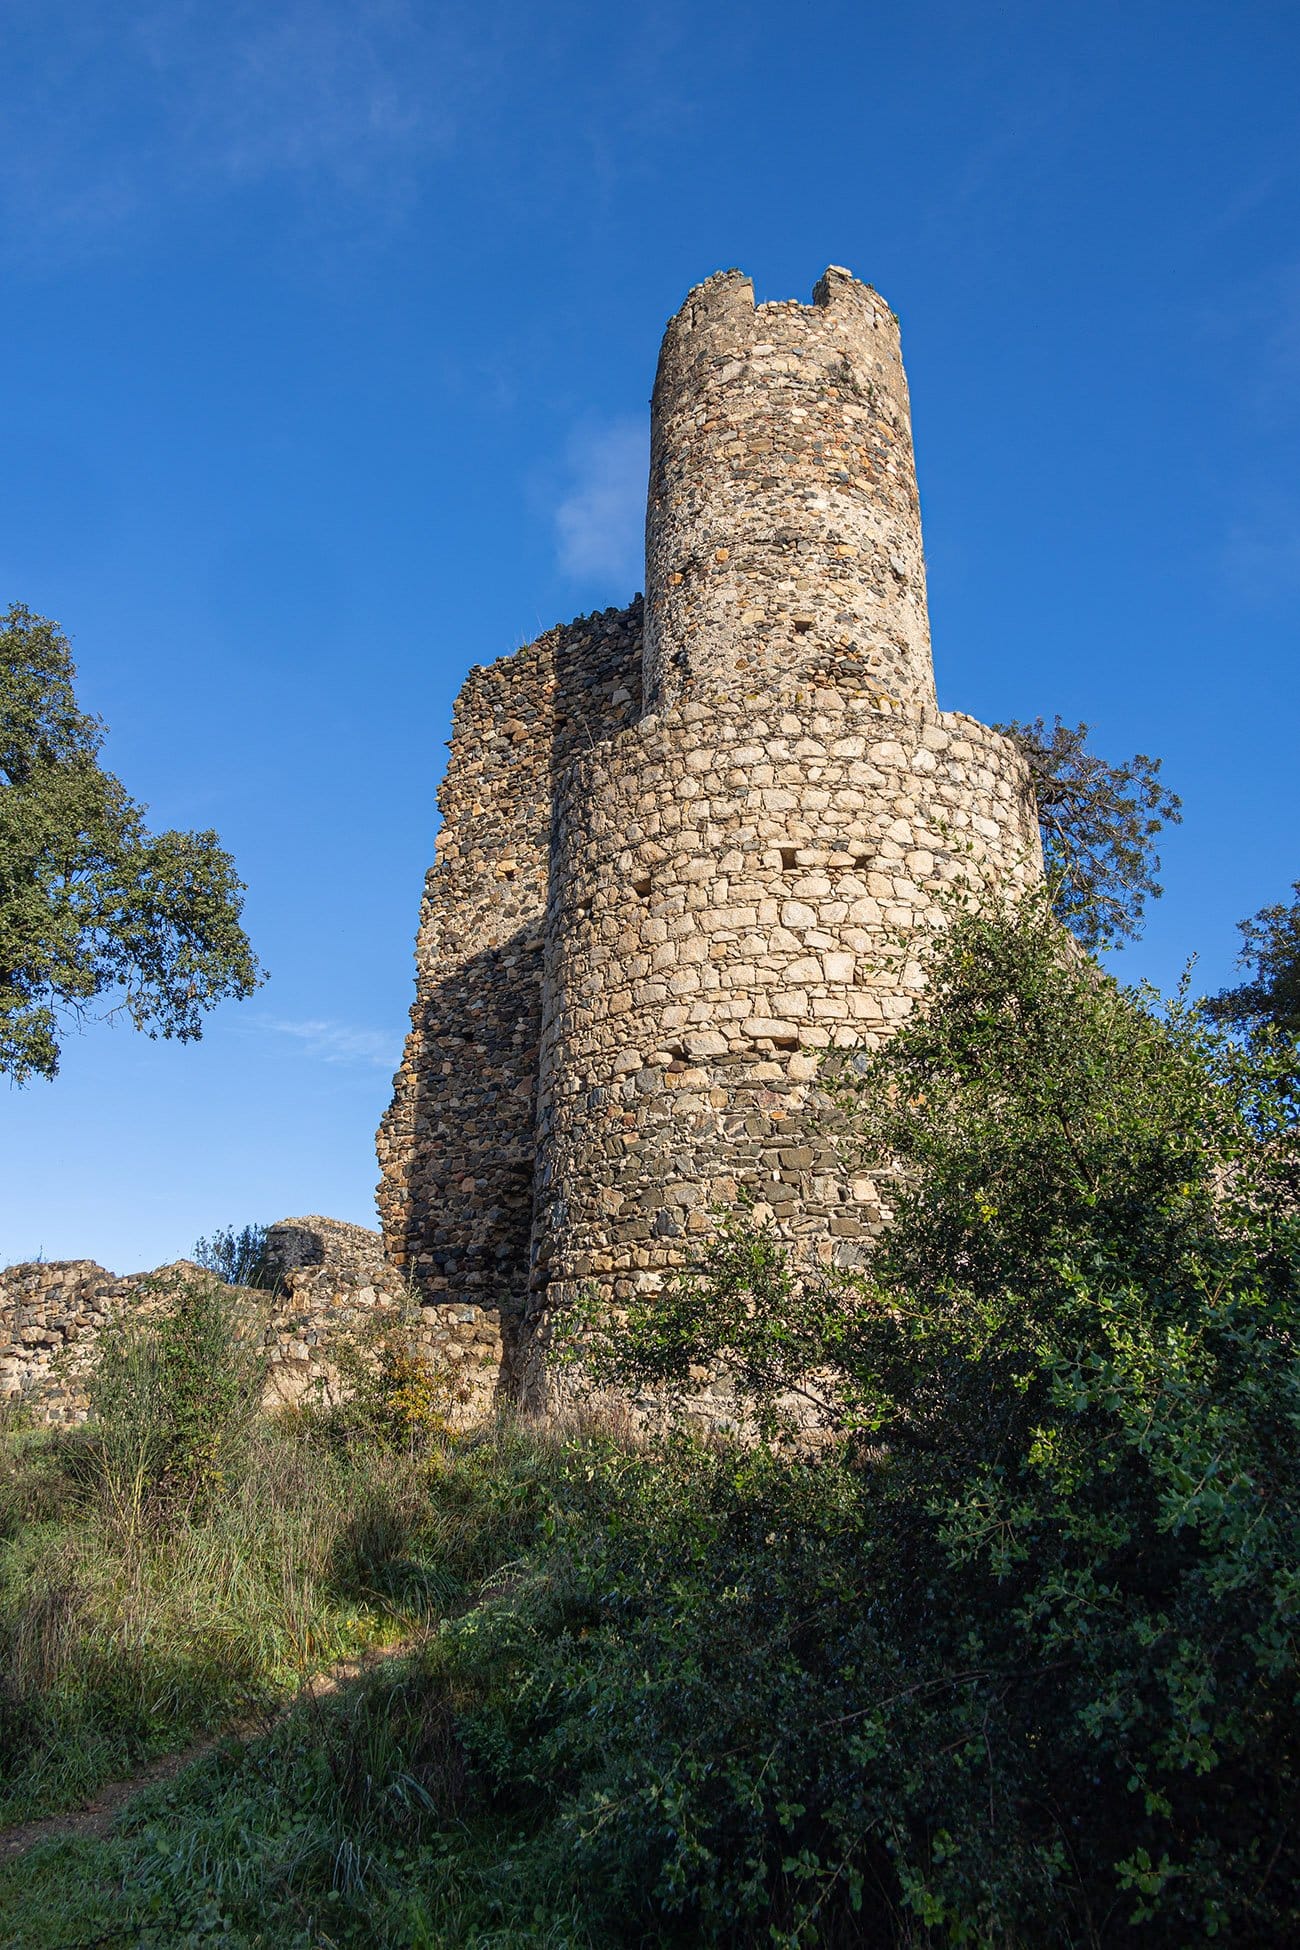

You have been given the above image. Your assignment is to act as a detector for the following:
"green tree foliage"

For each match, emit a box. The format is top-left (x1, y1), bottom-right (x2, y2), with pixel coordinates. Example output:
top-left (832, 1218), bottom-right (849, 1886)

top-left (1203, 878), bottom-right (1300, 1037)
top-left (191, 1222), bottom-right (274, 1290)
top-left (999, 715), bottom-right (1181, 949)
top-left (0, 603), bottom-right (264, 1082)
top-left (568, 898), bottom-right (1300, 1939)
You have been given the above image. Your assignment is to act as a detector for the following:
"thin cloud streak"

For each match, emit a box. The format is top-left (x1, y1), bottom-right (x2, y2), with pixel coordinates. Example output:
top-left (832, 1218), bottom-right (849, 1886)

top-left (1223, 511), bottom-right (1300, 604)
top-left (133, 0), bottom-right (455, 185)
top-left (255, 1015), bottom-right (399, 1069)
top-left (0, 0), bottom-right (490, 260)
top-left (554, 418), bottom-right (648, 585)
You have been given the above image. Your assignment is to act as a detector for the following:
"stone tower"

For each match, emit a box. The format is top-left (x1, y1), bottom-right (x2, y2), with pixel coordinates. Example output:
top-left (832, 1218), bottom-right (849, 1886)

top-left (644, 268), bottom-right (933, 711)
top-left (377, 268), bottom-right (1042, 1406)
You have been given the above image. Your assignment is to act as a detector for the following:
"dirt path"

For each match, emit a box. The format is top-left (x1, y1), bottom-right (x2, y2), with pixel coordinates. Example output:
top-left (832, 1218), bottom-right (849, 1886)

top-left (0, 1635), bottom-right (421, 1864)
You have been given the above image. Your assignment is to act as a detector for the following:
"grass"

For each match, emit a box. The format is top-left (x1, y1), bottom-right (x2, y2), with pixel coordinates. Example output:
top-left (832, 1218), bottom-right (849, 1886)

top-left (0, 1651), bottom-right (595, 1948)
top-left (0, 1388), bottom-right (556, 1815)
top-left (0, 1410), bottom-right (606, 1948)
top-left (0, 1409), bottom-right (906, 1948)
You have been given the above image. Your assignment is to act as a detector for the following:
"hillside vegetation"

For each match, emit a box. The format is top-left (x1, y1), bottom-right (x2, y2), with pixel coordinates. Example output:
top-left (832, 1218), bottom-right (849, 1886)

top-left (2, 897), bottom-right (1298, 1947)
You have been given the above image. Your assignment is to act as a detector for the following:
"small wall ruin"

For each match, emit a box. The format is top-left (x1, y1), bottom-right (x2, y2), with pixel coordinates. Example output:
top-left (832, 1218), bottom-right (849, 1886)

top-left (0, 1216), bottom-right (503, 1427)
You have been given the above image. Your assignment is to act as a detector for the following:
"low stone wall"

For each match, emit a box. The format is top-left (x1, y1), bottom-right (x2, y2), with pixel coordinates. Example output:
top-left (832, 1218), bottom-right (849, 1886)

top-left (1, 1218), bottom-right (507, 1427)
top-left (261, 1219), bottom-right (506, 1417)
top-left (0, 1258), bottom-right (193, 1424)
top-left (0, 1255), bottom-right (245, 1426)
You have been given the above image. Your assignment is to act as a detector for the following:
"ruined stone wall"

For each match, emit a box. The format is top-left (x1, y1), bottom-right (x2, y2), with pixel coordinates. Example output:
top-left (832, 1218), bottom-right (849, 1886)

top-left (1, 1219), bottom-right (504, 1427)
top-left (644, 268), bottom-right (933, 712)
top-left (259, 1218), bottom-right (504, 1420)
top-left (0, 1259), bottom-right (155, 1423)
top-left (375, 261), bottom-right (1047, 1416)
top-left (526, 692), bottom-right (1041, 1363)
top-left (375, 605), bottom-right (642, 1329)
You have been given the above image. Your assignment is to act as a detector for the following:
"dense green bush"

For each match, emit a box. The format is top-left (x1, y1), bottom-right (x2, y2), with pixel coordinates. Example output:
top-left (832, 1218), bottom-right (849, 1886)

top-left (556, 897), bottom-right (1300, 1941)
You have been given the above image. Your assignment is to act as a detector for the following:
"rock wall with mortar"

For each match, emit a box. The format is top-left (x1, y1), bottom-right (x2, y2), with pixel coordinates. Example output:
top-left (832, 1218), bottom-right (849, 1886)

top-left (527, 693), bottom-right (1041, 1340)
top-left (261, 1216), bottom-right (504, 1416)
top-left (0, 1259), bottom-right (195, 1423)
top-left (1, 1218), bottom-right (504, 1426)
top-left (375, 605), bottom-right (642, 1358)
top-left (644, 268), bottom-right (934, 712)
top-left (378, 266), bottom-right (1045, 1410)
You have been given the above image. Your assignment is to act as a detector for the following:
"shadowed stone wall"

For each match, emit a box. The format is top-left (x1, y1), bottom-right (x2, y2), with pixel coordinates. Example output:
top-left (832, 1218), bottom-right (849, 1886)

top-left (375, 605), bottom-right (642, 1361)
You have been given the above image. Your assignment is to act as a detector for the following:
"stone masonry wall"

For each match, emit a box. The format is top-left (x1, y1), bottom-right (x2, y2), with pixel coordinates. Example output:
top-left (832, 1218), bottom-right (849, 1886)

top-left (525, 691), bottom-right (1041, 1368)
top-left (380, 262), bottom-right (1046, 1415)
top-left (1, 1218), bottom-right (505, 1427)
top-left (375, 604), bottom-right (642, 1348)
top-left (0, 1259), bottom-right (185, 1423)
top-left (644, 268), bottom-right (933, 712)
top-left (259, 1218), bottom-right (504, 1418)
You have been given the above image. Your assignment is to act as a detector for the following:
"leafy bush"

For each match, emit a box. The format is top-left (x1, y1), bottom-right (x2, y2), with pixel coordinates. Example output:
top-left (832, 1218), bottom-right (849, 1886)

top-left (559, 896), bottom-right (1300, 1941)
top-left (307, 1302), bottom-right (472, 1457)
top-left (191, 1221), bottom-right (275, 1289)
top-left (87, 1273), bottom-right (267, 1529)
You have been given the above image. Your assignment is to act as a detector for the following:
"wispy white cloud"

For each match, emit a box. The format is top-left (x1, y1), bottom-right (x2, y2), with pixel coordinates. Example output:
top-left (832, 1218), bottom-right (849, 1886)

top-left (554, 418), bottom-right (647, 585)
top-left (1261, 263), bottom-right (1300, 403)
top-left (256, 1015), bottom-right (398, 1069)
top-left (0, 0), bottom-right (489, 259)
top-left (133, 1), bottom-right (454, 186)
top-left (1204, 262), bottom-right (1300, 606)
top-left (1199, 258), bottom-right (1300, 414)
top-left (1223, 507), bottom-right (1300, 604)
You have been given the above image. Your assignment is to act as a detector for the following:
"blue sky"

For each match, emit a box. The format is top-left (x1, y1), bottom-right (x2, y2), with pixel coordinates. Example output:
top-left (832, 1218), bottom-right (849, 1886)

top-left (2, 0), bottom-right (1297, 1272)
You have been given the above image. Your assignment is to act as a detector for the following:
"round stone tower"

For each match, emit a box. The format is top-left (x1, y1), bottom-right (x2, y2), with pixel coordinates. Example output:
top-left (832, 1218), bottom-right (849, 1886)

top-left (523, 271), bottom-right (1043, 1405)
top-left (644, 267), bottom-right (934, 712)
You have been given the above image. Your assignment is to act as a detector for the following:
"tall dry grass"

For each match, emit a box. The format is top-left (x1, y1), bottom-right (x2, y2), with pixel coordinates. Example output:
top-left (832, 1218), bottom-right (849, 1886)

top-left (0, 1277), bottom-right (501, 1824)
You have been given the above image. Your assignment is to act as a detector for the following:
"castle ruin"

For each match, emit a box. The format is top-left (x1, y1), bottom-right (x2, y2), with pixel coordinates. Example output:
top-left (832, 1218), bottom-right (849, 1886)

top-left (376, 267), bottom-right (1044, 1405)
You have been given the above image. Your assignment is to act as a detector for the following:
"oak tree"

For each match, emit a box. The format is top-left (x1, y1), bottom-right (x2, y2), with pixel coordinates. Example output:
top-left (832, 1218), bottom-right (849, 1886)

top-left (1203, 880), bottom-right (1300, 1037)
top-left (0, 604), bottom-right (264, 1082)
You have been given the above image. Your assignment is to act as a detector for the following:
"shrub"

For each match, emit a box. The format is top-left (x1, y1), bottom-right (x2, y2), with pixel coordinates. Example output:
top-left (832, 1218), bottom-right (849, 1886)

top-left (561, 895), bottom-right (1300, 1941)
top-left (87, 1272), bottom-right (267, 1530)
top-left (191, 1222), bottom-right (275, 1290)
top-left (310, 1305), bottom-right (471, 1457)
